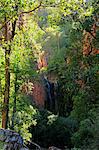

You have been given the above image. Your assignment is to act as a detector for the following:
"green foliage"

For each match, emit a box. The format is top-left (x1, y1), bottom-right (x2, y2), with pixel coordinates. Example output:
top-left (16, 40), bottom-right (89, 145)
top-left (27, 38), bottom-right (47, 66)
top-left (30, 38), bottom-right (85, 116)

top-left (0, 0), bottom-right (98, 149)
top-left (92, 30), bottom-right (99, 49)
top-left (48, 40), bottom-right (99, 148)
top-left (47, 4), bottom-right (99, 148)
top-left (71, 113), bottom-right (99, 149)
top-left (31, 110), bottom-right (77, 148)
top-left (14, 105), bottom-right (37, 141)
top-left (0, 142), bottom-right (4, 150)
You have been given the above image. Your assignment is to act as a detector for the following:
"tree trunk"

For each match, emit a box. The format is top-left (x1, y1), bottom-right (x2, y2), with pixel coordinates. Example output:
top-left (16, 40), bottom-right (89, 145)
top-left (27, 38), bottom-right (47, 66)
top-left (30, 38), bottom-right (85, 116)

top-left (2, 16), bottom-right (17, 129)
top-left (11, 73), bottom-right (18, 130)
top-left (2, 17), bottom-right (11, 129)
top-left (2, 49), bottom-right (10, 129)
top-left (0, 69), bottom-right (2, 98)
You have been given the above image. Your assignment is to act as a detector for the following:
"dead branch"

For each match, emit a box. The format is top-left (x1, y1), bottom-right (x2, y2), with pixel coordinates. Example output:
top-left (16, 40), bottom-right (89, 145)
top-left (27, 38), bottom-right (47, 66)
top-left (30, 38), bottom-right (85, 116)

top-left (28, 140), bottom-right (41, 150)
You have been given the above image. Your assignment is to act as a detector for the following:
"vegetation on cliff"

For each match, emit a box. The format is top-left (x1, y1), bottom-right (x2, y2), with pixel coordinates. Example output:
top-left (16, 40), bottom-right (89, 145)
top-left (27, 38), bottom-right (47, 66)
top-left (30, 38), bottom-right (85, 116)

top-left (0, 0), bottom-right (99, 149)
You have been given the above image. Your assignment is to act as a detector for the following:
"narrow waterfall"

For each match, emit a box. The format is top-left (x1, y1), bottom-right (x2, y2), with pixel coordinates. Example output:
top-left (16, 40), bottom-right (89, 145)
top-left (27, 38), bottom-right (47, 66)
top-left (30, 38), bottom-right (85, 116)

top-left (43, 77), bottom-right (56, 112)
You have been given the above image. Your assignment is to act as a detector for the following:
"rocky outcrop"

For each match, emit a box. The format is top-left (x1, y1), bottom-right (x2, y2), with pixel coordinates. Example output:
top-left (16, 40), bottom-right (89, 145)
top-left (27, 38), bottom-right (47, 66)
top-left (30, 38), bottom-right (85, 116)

top-left (0, 129), bottom-right (62, 150)
top-left (83, 22), bottom-right (99, 56)
top-left (37, 51), bottom-right (48, 70)
top-left (0, 128), bottom-right (28, 150)
top-left (32, 81), bottom-right (46, 108)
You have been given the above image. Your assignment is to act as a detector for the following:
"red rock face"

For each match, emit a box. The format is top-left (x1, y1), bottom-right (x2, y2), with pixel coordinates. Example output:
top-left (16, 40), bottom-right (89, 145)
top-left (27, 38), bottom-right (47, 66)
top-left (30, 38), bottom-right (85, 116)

top-left (20, 81), bottom-right (46, 108)
top-left (20, 51), bottom-right (48, 108)
top-left (83, 23), bottom-right (99, 56)
top-left (32, 82), bottom-right (46, 108)
top-left (37, 51), bottom-right (48, 70)
top-left (32, 51), bottom-right (48, 107)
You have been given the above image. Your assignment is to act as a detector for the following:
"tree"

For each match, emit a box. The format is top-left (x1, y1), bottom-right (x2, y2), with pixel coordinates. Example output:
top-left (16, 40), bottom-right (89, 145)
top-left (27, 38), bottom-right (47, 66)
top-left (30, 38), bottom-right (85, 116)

top-left (0, 0), bottom-right (43, 129)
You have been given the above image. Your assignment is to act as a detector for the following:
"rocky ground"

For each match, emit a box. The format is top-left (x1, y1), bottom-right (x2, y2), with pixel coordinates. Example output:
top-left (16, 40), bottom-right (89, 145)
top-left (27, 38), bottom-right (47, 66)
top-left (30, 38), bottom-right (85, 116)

top-left (0, 129), bottom-right (62, 150)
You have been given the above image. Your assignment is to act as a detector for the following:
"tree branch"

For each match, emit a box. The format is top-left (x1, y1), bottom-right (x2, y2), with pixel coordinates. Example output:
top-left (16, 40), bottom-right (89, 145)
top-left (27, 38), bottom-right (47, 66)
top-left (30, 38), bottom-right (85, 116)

top-left (0, 1), bottom-right (42, 31)
top-left (21, 1), bottom-right (42, 14)
top-left (41, 3), bottom-right (59, 8)
top-left (88, 31), bottom-right (96, 40)
top-left (28, 141), bottom-right (41, 150)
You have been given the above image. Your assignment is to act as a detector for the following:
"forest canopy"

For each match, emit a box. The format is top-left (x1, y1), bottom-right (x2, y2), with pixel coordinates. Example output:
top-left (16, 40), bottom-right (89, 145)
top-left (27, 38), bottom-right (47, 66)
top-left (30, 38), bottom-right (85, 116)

top-left (0, 0), bottom-right (99, 149)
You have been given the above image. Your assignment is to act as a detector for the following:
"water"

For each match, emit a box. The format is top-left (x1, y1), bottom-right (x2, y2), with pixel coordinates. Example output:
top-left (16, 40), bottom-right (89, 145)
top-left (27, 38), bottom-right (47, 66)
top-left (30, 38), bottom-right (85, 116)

top-left (43, 77), bottom-right (55, 111)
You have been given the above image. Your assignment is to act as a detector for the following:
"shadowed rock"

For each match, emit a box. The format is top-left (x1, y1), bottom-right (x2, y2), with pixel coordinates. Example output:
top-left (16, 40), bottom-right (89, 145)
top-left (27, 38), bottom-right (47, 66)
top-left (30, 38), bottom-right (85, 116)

top-left (0, 128), bottom-right (28, 150)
